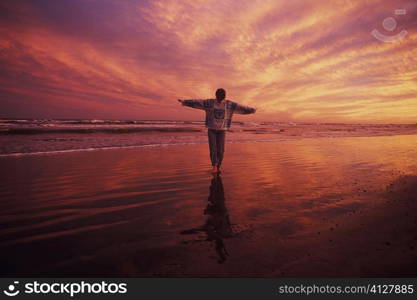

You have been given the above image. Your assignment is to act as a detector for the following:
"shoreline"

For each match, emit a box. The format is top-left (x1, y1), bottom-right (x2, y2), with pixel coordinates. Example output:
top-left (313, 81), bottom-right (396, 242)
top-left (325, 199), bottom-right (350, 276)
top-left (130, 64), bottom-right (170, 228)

top-left (1, 133), bottom-right (417, 158)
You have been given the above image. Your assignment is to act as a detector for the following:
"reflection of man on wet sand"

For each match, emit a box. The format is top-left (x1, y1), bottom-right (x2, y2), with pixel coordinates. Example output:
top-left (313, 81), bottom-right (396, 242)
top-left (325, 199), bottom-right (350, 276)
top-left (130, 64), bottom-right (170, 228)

top-left (181, 174), bottom-right (234, 263)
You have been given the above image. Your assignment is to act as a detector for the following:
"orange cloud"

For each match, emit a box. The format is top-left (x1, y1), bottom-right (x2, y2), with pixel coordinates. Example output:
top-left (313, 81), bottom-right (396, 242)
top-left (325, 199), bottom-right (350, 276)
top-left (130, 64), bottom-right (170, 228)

top-left (0, 0), bottom-right (416, 122)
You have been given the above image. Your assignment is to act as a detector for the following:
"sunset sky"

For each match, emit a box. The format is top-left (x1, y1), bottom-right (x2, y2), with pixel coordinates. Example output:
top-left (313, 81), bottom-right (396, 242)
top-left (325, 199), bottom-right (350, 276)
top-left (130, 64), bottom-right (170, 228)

top-left (0, 0), bottom-right (416, 123)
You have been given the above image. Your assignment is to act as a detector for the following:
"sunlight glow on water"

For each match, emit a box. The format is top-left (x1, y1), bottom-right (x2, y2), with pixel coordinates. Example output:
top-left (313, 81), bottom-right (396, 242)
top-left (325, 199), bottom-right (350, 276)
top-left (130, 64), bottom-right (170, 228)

top-left (0, 135), bottom-right (416, 276)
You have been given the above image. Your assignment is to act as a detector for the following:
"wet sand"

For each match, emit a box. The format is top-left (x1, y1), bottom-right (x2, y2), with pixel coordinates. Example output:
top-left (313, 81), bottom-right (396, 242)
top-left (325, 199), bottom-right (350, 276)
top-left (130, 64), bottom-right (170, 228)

top-left (1, 135), bottom-right (417, 277)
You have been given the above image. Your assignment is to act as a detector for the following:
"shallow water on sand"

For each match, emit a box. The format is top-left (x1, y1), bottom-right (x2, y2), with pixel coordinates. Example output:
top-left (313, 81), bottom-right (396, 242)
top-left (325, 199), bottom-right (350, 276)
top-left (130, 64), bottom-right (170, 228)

top-left (0, 135), bottom-right (417, 276)
top-left (2, 119), bottom-right (417, 156)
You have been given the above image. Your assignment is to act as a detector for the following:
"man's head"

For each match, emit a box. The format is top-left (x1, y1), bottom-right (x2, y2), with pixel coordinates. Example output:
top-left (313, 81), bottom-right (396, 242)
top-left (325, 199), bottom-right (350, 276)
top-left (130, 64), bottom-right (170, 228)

top-left (215, 88), bottom-right (226, 101)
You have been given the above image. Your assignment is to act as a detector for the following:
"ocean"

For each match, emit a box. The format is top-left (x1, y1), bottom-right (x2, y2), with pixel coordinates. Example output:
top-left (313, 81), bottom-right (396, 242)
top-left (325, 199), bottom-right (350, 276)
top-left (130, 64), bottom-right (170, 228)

top-left (1, 118), bottom-right (417, 156)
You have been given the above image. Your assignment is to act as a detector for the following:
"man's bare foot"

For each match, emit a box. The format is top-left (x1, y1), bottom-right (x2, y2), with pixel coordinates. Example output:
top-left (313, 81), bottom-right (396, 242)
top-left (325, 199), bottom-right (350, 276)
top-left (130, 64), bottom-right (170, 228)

top-left (216, 166), bottom-right (222, 173)
top-left (211, 166), bottom-right (217, 173)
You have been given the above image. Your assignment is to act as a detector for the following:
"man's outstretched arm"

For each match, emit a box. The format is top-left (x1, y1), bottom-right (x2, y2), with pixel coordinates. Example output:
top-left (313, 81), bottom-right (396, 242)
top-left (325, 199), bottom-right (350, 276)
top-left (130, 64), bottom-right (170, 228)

top-left (178, 99), bottom-right (207, 110)
top-left (232, 102), bottom-right (256, 114)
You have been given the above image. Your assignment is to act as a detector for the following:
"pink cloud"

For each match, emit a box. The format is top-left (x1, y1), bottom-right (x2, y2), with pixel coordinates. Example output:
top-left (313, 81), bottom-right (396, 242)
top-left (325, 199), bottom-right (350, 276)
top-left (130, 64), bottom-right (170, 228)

top-left (0, 0), bottom-right (416, 122)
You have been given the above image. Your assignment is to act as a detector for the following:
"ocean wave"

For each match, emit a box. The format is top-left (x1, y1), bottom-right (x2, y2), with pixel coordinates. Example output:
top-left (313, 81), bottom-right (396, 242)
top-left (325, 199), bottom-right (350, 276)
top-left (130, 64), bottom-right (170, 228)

top-left (0, 119), bottom-right (205, 126)
top-left (0, 138), bottom-right (296, 157)
top-left (0, 127), bottom-right (202, 135)
top-left (0, 146), bottom-right (143, 157)
top-left (0, 142), bottom-right (208, 157)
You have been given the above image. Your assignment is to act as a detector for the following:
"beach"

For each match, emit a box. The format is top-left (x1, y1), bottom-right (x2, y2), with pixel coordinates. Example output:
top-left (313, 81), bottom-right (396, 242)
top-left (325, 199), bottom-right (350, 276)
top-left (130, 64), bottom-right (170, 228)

top-left (1, 134), bottom-right (417, 277)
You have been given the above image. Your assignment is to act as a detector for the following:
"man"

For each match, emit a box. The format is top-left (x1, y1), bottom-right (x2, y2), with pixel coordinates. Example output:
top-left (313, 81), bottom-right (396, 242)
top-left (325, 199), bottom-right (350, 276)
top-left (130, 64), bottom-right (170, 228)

top-left (178, 88), bottom-right (256, 173)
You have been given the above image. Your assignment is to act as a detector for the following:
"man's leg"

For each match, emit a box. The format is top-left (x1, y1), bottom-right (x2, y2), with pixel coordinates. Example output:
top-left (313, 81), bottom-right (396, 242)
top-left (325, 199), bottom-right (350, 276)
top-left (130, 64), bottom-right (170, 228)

top-left (216, 130), bottom-right (226, 169)
top-left (208, 129), bottom-right (218, 170)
